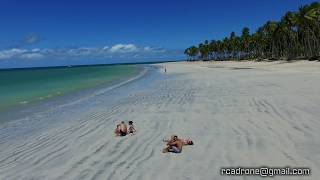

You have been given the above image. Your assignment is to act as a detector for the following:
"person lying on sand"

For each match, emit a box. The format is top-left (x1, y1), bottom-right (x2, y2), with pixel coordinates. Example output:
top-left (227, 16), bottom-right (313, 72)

top-left (163, 135), bottom-right (176, 143)
top-left (182, 138), bottom-right (194, 146)
top-left (114, 124), bottom-right (121, 136)
top-left (163, 136), bottom-right (194, 146)
top-left (115, 121), bottom-right (128, 136)
top-left (128, 121), bottom-right (136, 135)
top-left (162, 135), bottom-right (183, 153)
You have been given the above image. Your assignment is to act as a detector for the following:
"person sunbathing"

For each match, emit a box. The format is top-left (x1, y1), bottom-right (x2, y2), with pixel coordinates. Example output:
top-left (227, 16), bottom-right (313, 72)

top-left (162, 135), bottom-right (183, 153)
top-left (163, 135), bottom-right (194, 146)
top-left (115, 124), bottom-right (121, 136)
top-left (128, 121), bottom-right (136, 135)
top-left (163, 135), bottom-right (176, 143)
top-left (115, 121), bottom-right (127, 136)
top-left (182, 138), bottom-right (194, 145)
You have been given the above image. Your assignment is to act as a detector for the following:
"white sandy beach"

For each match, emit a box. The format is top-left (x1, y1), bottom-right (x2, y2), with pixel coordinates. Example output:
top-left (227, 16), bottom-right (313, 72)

top-left (1, 60), bottom-right (320, 180)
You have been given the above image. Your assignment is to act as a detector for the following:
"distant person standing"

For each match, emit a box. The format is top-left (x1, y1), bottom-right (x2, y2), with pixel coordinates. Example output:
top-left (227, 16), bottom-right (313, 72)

top-left (164, 67), bottom-right (167, 73)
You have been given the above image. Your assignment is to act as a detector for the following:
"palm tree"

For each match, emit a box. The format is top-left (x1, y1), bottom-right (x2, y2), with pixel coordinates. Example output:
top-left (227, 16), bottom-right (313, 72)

top-left (229, 32), bottom-right (238, 59)
top-left (295, 2), bottom-right (320, 57)
top-left (209, 40), bottom-right (217, 60)
top-left (184, 46), bottom-right (199, 61)
top-left (190, 46), bottom-right (199, 60)
top-left (281, 12), bottom-right (299, 58)
top-left (198, 41), bottom-right (210, 60)
top-left (303, 2), bottom-right (320, 57)
top-left (184, 2), bottom-right (320, 61)
top-left (240, 27), bottom-right (251, 58)
top-left (184, 48), bottom-right (192, 61)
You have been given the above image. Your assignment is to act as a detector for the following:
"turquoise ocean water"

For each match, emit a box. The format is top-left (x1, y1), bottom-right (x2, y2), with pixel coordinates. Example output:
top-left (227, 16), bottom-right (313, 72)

top-left (0, 65), bottom-right (141, 112)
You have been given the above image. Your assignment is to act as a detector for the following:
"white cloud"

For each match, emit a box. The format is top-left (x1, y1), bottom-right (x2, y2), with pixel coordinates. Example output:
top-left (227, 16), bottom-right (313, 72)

top-left (0, 48), bottom-right (28, 59)
top-left (144, 46), bottom-right (152, 51)
top-left (11, 49), bottom-right (28, 54)
top-left (0, 44), bottom-right (173, 61)
top-left (110, 44), bottom-right (138, 53)
top-left (40, 48), bottom-right (54, 54)
top-left (20, 53), bottom-right (44, 59)
top-left (0, 53), bottom-right (11, 59)
top-left (67, 47), bottom-right (97, 56)
top-left (0, 48), bottom-right (44, 60)
top-left (32, 48), bottom-right (41, 52)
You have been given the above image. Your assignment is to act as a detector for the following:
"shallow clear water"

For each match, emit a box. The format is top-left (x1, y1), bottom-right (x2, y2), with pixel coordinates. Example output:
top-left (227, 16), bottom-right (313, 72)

top-left (0, 65), bottom-right (140, 111)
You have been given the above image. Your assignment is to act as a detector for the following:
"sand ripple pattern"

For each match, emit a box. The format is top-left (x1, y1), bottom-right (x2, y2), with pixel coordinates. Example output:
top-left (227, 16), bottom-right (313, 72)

top-left (1, 63), bottom-right (320, 180)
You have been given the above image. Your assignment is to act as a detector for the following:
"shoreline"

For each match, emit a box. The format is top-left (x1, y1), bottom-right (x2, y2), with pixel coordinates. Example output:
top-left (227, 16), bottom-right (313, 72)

top-left (0, 65), bottom-right (150, 124)
top-left (0, 60), bottom-right (183, 70)
top-left (0, 64), bottom-right (162, 147)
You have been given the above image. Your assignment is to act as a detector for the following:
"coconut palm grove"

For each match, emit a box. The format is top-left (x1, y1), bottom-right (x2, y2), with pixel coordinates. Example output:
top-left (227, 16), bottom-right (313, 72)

top-left (184, 2), bottom-right (320, 61)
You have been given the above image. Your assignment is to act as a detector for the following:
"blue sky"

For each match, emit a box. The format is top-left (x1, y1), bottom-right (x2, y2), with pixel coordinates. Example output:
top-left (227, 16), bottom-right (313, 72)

top-left (0, 0), bottom-right (316, 68)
